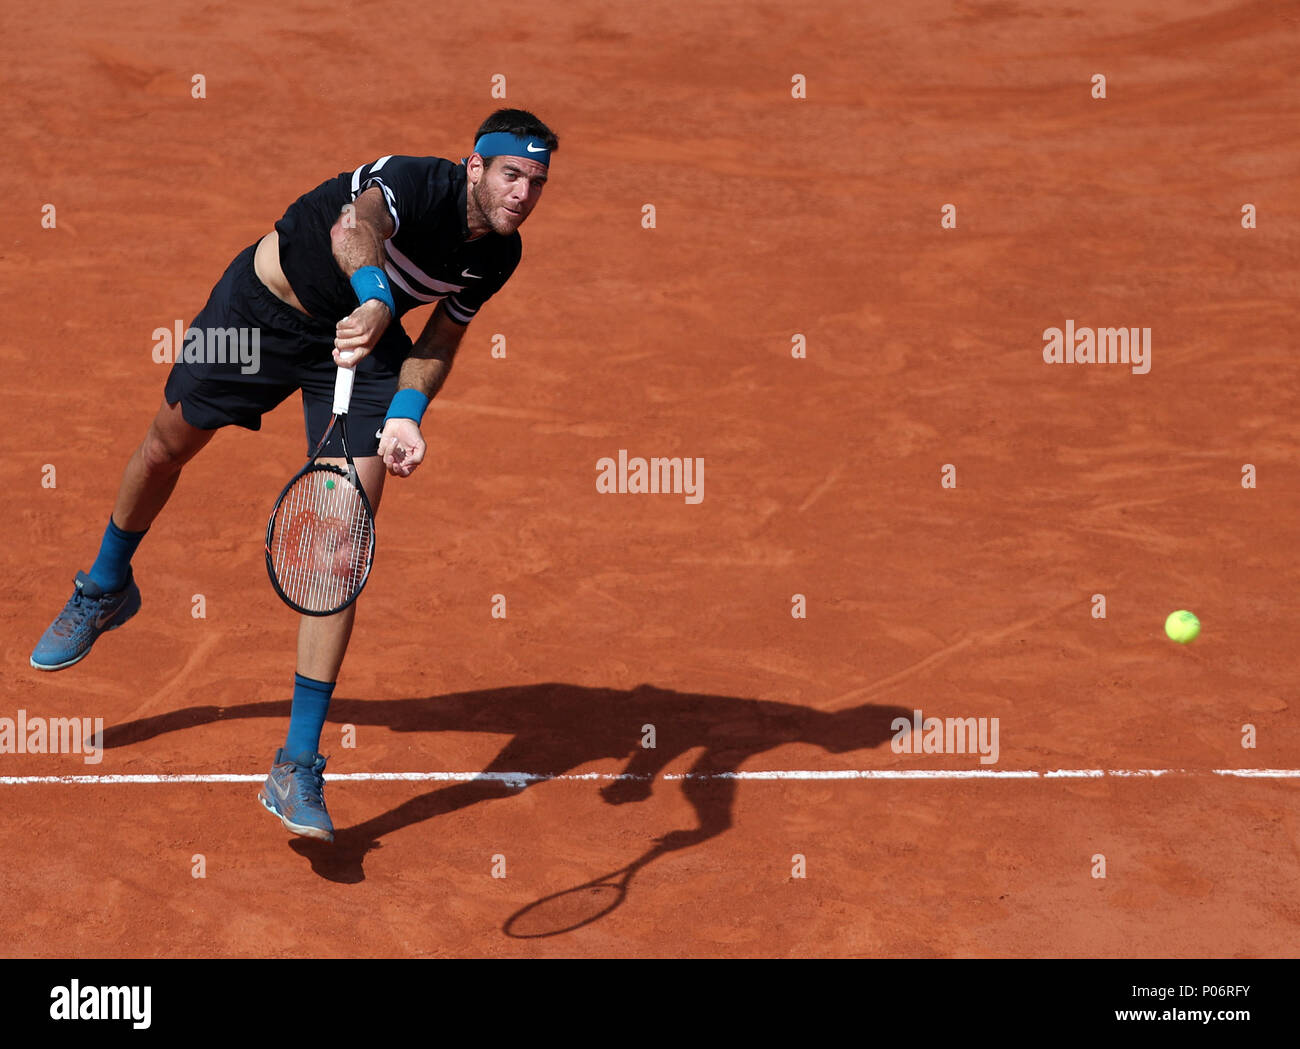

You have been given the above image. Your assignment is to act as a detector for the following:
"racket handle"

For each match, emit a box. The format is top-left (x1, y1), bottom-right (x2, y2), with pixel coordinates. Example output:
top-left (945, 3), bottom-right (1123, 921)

top-left (333, 350), bottom-right (358, 414)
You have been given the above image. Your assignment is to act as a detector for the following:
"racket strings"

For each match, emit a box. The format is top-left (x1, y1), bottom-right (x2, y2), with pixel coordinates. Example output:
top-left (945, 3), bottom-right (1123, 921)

top-left (269, 470), bottom-right (373, 613)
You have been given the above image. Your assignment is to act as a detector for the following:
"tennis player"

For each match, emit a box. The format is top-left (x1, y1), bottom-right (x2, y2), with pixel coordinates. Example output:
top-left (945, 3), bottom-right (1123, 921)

top-left (30, 108), bottom-right (558, 842)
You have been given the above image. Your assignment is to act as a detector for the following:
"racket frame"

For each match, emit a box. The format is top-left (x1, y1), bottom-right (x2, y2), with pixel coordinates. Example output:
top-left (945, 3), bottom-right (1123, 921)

top-left (264, 364), bottom-right (377, 616)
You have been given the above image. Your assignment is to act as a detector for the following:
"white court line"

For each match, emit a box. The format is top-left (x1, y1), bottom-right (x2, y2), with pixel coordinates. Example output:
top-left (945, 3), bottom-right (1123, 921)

top-left (1, 769), bottom-right (1299, 786)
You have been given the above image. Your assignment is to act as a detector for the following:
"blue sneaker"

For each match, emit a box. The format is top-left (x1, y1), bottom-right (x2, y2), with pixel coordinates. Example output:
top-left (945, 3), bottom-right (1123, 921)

top-left (258, 749), bottom-right (335, 842)
top-left (30, 569), bottom-right (142, 671)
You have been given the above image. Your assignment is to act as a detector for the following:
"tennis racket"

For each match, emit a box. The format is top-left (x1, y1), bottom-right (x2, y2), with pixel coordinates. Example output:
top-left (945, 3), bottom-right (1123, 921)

top-left (265, 352), bottom-right (376, 615)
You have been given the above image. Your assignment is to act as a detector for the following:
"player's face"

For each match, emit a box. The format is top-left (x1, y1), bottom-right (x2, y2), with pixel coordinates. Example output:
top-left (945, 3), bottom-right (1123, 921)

top-left (470, 155), bottom-right (548, 235)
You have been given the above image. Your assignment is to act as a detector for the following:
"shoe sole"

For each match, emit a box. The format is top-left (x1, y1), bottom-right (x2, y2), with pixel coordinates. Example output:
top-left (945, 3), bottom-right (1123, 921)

top-left (29, 589), bottom-right (142, 672)
top-left (258, 789), bottom-right (334, 842)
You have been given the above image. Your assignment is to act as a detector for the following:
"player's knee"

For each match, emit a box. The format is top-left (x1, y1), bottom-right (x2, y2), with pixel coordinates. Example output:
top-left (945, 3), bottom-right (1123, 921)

top-left (140, 433), bottom-right (181, 474)
top-left (141, 421), bottom-right (200, 474)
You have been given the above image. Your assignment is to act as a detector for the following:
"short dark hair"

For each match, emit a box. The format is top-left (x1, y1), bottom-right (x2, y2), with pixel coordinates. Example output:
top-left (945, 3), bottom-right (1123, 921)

top-left (474, 108), bottom-right (559, 169)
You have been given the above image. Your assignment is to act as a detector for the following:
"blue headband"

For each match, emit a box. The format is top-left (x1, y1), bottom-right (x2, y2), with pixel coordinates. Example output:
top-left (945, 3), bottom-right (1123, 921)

top-left (473, 132), bottom-right (550, 167)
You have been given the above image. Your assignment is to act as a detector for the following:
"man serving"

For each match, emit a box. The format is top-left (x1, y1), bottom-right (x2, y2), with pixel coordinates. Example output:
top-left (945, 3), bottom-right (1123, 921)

top-left (31, 108), bottom-right (559, 843)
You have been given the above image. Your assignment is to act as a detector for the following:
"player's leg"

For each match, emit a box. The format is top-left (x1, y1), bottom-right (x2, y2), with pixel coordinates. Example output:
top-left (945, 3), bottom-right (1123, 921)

top-left (110, 397), bottom-right (217, 533)
top-left (76, 398), bottom-right (217, 596)
top-left (294, 454), bottom-right (389, 680)
top-left (29, 401), bottom-right (214, 671)
top-left (32, 242), bottom-right (302, 672)
top-left (261, 458), bottom-right (388, 842)
top-left (276, 456), bottom-right (386, 739)
top-left (260, 331), bottom-right (405, 842)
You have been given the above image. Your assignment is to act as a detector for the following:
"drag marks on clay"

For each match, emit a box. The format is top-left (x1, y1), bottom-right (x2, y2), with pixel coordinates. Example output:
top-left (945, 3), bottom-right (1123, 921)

top-left (134, 632), bottom-right (226, 717)
top-left (796, 463), bottom-right (845, 514)
top-left (81, 43), bottom-right (172, 95)
top-left (1099, 0), bottom-right (1285, 54)
top-left (823, 597), bottom-right (1083, 710)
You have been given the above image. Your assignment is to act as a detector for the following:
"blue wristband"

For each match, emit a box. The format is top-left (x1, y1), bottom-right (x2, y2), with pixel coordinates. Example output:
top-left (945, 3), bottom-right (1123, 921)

top-left (350, 265), bottom-right (396, 316)
top-left (385, 388), bottom-right (430, 425)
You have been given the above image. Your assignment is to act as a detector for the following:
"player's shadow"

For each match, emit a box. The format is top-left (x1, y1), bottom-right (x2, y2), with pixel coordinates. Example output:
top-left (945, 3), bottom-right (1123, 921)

top-left (102, 684), bottom-right (910, 925)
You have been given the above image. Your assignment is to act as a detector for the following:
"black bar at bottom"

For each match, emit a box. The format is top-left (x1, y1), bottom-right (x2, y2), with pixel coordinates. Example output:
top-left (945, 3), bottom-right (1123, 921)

top-left (0, 958), bottom-right (1290, 1037)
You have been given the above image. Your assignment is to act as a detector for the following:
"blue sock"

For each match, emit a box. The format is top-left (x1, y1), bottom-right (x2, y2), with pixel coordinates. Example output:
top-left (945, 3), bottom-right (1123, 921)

top-left (284, 673), bottom-right (335, 761)
top-left (88, 517), bottom-right (148, 592)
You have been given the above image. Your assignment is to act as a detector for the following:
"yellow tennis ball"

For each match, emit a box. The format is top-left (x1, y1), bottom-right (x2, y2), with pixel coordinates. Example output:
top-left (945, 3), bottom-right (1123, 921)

top-left (1165, 610), bottom-right (1200, 644)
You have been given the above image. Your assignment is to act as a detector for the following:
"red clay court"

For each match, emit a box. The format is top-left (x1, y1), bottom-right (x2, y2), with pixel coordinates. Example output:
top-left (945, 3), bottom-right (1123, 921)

top-left (3, 0), bottom-right (1299, 956)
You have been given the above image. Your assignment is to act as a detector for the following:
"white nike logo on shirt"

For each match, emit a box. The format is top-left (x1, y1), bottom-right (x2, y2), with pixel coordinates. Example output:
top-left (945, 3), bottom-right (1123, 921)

top-left (461, 269), bottom-right (481, 279)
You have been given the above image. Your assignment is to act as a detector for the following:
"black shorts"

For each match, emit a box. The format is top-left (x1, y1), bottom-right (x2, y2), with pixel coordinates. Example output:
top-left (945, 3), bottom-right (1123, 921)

top-left (163, 243), bottom-right (411, 457)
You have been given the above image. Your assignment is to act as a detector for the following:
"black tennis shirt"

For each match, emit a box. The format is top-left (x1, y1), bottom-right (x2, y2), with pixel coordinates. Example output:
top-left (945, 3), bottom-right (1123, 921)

top-left (274, 155), bottom-right (522, 326)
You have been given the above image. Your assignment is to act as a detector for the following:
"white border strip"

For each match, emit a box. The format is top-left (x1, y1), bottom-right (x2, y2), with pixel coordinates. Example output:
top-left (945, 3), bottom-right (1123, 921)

top-left (1, 769), bottom-right (1299, 786)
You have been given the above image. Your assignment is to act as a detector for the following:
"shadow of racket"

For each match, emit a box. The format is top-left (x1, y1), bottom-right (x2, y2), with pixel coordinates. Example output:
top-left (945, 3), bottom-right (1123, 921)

top-left (504, 844), bottom-right (669, 939)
